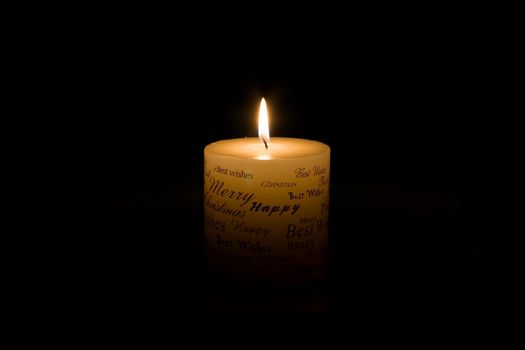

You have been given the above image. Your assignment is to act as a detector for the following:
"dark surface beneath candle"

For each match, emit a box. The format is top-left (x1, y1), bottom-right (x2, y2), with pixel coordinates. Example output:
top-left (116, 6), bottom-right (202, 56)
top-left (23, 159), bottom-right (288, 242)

top-left (66, 7), bottom-right (516, 327)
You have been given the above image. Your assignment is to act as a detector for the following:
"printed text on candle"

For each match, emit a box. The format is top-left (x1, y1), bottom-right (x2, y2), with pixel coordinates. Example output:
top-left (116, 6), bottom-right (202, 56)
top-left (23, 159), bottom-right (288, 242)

top-left (204, 160), bottom-right (330, 282)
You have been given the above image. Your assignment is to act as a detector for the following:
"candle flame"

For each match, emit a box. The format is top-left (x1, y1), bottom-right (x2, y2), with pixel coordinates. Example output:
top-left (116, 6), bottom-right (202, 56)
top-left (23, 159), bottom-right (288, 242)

top-left (258, 98), bottom-right (270, 147)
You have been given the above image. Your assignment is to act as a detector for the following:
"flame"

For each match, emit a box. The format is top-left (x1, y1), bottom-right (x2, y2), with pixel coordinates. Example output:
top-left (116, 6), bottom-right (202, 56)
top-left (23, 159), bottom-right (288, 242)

top-left (258, 98), bottom-right (270, 147)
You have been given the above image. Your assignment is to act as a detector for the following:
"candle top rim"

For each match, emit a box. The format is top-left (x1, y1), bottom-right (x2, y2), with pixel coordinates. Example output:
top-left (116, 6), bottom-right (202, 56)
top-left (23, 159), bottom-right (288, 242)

top-left (205, 137), bottom-right (330, 160)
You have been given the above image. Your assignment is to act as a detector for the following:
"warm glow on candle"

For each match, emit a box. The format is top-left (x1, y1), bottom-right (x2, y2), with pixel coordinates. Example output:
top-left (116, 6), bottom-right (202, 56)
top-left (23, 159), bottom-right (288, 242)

top-left (258, 98), bottom-right (270, 147)
top-left (204, 98), bottom-right (330, 284)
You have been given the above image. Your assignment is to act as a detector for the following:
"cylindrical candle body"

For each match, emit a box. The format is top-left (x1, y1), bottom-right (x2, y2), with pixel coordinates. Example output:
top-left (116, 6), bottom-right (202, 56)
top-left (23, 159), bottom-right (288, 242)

top-left (204, 137), bottom-right (330, 285)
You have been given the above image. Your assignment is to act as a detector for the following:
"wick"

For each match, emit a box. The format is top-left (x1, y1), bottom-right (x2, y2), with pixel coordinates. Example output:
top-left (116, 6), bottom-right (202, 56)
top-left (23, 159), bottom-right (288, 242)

top-left (263, 139), bottom-right (268, 149)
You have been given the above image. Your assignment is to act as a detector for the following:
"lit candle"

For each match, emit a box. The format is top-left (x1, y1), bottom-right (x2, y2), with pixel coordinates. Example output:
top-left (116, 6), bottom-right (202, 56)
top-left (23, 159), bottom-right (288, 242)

top-left (204, 98), bottom-right (330, 285)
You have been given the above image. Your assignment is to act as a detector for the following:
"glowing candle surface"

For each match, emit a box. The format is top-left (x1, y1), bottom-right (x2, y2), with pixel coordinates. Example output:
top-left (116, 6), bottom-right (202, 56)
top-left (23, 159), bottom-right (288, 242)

top-left (204, 99), bottom-right (330, 284)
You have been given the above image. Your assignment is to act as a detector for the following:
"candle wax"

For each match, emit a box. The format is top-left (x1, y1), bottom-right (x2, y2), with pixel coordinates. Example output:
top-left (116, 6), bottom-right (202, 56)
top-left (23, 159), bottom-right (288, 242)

top-left (204, 137), bottom-right (330, 285)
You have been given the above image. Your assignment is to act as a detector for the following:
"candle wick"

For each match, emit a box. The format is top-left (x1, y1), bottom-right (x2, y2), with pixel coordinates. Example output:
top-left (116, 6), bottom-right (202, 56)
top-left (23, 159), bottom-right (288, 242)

top-left (263, 139), bottom-right (268, 149)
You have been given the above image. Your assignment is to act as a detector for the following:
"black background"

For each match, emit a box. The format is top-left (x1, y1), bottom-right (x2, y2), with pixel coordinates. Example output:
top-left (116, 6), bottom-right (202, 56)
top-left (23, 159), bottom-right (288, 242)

top-left (68, 6), bottom-right (516, 322)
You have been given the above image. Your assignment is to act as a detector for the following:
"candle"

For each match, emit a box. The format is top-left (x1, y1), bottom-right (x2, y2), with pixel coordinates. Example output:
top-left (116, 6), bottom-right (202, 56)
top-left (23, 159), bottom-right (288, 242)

top-left (204, 98), bottom-right (330, 285)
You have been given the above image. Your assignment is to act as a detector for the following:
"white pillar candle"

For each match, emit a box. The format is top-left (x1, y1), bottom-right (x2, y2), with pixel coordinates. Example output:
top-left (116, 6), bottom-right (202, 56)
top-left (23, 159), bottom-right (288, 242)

top-left (204, 99), bottom-right (330, 285)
